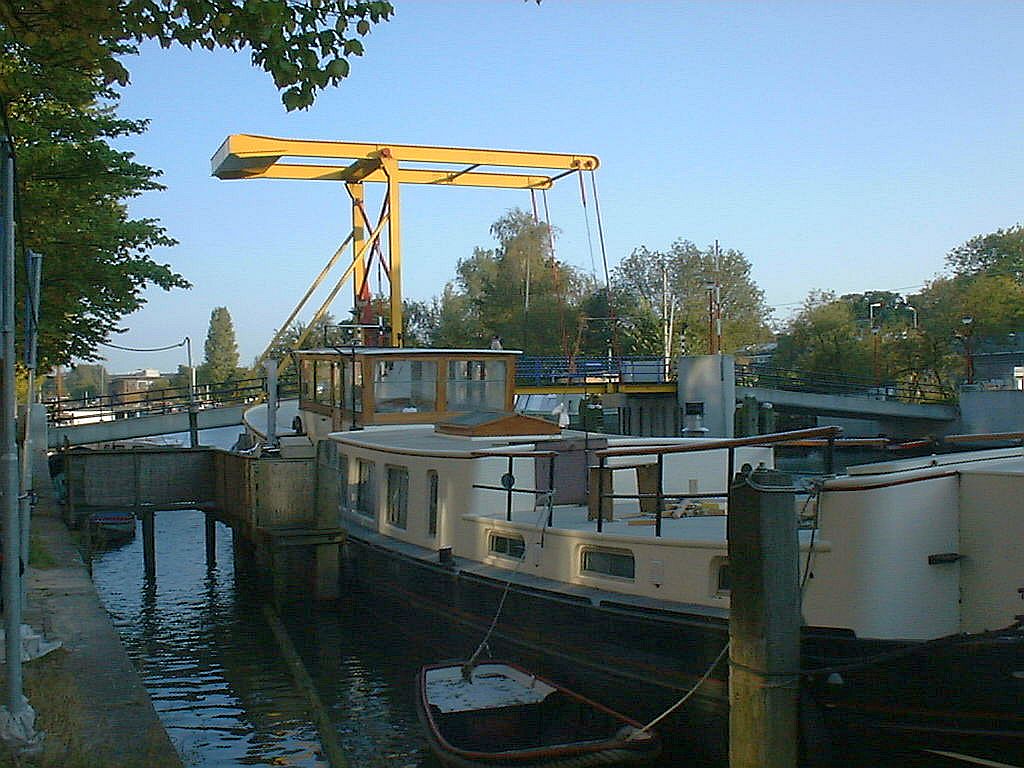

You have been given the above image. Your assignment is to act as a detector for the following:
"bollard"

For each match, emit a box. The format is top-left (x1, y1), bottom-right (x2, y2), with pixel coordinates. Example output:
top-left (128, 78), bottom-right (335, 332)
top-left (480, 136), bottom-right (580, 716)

top-left (727, 467), bottom-right (799, 768)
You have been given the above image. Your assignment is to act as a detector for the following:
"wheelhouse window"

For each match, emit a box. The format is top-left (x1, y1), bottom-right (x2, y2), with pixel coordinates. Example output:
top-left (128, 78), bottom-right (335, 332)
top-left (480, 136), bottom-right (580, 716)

top-left (427, 471), bottom-right (439, 537)
top-left (373, 359), bottom-right (437, 413)
top-left (314, 360), bottom-right (334, 406)
top-left (353, 459), bottom-right (376, 518)
top-left (386, 466), bottom-right (409, 529)
top-left (489, 532), bottom-right (525, 560)
top-left (447, 360), bottom-right (506, 412)
top-left (581, 547), bottom-right (635, 580)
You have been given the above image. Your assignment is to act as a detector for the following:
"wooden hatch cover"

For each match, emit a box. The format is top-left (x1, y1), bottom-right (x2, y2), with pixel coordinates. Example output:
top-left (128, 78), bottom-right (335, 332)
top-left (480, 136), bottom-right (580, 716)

top-left (434, 411), bottom-right (561, 437)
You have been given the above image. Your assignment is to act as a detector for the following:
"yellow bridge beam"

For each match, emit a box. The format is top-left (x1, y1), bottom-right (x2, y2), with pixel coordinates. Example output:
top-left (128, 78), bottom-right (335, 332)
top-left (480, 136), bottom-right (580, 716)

top-left (211, 133), bottom-right (600, 348)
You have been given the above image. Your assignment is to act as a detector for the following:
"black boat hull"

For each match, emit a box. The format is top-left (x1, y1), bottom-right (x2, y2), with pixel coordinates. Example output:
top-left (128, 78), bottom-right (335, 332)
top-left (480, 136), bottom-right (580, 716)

top-left (343, 532), bottom-right (1024, 766)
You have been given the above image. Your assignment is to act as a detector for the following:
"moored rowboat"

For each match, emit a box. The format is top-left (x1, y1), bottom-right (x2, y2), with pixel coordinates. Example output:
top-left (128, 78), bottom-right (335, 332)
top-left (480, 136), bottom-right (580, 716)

top-left (416, 661), bottom-right (661, 768)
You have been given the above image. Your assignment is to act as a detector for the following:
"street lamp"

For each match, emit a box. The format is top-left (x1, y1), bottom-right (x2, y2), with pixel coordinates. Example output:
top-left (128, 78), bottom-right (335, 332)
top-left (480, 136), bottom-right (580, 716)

top-left (869, 302), bottom-right (883, 385)
top-left (906, 305), bottom-right (918, 330)
top-left (961, 316), bottom-right (975, 384)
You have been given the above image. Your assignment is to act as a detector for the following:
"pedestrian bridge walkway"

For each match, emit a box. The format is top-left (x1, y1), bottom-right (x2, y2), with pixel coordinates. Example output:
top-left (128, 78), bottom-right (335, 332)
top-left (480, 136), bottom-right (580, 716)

top-left (46, 357), bottom-right (958, 446)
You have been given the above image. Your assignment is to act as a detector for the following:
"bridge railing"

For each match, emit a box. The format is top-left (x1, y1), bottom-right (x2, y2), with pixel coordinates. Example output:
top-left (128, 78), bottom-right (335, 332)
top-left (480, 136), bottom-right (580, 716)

top-left (46, 375), bottom-right (299, 427)
top-left (735, 364), bottom-right (955, 404)
top-left (516, 356), bottom-right (672, 386)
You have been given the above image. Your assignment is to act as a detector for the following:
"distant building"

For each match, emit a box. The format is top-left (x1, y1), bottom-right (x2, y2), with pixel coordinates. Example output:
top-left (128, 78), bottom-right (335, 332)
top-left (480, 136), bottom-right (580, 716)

top-left (108, 369), bottom-right (164, 404)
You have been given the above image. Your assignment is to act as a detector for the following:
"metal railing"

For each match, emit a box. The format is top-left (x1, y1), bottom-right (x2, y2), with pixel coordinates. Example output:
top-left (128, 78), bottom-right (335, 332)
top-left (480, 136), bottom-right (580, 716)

top-left (591, 426), bottom-right (842, 537)
top-left (735, 364), bottom-right (955, 404)
top-left (516, 356), bottom-right (672, 387)
top-left (45, 374), bottom-right (299, 427)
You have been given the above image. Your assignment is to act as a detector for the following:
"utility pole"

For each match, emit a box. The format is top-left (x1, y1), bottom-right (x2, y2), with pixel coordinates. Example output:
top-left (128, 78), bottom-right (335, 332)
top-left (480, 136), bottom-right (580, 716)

top-left (0, 130), bottom-right (39, 749)
top-left (185, 336), bottom-right (198, 448)
top-left (19, 251), bottom-right (41, 602)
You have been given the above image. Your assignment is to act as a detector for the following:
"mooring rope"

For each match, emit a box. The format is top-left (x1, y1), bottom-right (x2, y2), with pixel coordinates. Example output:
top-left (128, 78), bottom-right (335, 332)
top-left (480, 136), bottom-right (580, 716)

top-left (462, 495), bottom-right (553, 677)
top-left (629, 641), bottom-right (730, 739)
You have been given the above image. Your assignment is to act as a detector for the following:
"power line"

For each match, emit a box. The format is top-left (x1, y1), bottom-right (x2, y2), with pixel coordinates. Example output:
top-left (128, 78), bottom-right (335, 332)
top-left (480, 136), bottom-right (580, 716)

top-left (99, 338), bottom-right (187, 353)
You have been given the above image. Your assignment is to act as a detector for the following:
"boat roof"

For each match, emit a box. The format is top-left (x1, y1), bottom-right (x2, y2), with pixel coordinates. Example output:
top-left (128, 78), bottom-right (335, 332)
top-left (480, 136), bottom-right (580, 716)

top-left (329, 424), bottom-right (543, 457)
top-left (846, 446), bottom-right (1024, 476)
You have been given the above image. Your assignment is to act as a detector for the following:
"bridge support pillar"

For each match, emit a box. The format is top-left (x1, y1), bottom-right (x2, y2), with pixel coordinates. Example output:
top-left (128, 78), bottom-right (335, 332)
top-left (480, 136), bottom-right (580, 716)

top-left (204, 513), bottom-right (217, 568)
top-left (142, 510), bottom-right (156, 581)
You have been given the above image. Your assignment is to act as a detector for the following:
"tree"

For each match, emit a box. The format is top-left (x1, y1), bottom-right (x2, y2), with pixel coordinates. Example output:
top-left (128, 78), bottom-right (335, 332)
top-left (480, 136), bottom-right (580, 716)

top-left (775, 291), bottom-right (872, 377)
top-left (7, 81), bottom-right (189, 365)
top-left (612, 239), bottom-right (772, 358)
top-left (0, 0), bottom-right (394, 111)
top-left (434, 209), bottom-right (591, 354)
top-left (946, 224), bottom-right (1024, 283)
top-left (200, 306), bottom-right (239, 385)
top-left (63, 362), bottom-right (108, 399)
top-left (0, 0), bottom-right (394, 366)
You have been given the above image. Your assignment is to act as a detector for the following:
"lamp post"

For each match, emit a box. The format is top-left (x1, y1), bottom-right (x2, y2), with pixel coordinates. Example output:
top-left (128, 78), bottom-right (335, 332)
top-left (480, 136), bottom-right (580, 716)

top-left (185, 336), bottom-right (198, 447)
top-left (869, 302), bottom-right (883, 386)
top-left (961, 316), bottom-right (975, 385)
top-left (906, 305), bottom-right (918, 330)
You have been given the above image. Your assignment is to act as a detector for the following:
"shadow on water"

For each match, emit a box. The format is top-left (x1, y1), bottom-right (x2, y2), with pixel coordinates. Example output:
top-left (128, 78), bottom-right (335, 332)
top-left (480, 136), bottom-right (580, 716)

top-left (91, 508), bottom-right (974, 768)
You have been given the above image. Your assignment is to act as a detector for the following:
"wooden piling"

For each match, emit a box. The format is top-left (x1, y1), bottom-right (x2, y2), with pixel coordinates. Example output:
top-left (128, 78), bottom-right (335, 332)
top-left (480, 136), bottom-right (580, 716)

top-left (727, 467), bottom-right (800, 768)
top-left (204, 513), bottom-right (217, 568)
top-left (142, 510), bottom-right (156, 581)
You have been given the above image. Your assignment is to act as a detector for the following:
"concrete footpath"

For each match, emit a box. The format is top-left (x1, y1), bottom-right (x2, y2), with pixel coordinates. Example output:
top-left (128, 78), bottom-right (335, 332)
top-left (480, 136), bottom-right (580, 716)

top-left (13, 496), bottom-right (184, 767)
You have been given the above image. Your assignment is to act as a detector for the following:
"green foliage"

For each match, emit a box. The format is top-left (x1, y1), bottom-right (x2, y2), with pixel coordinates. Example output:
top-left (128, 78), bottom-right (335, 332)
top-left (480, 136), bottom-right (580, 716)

top-left (946, 223), bottom-right (1024, 282)
top-left (2, 61), bottom-right (189, 365)
top-left (434, 209), bottom-right (592, 354)
top-left (775, 291), bottom-right (872, 376)
top-left (62, 363), bottom-right (108, 399)
top-left (611, 239), bottom-right (772, 357)
top-left (0, 0), bottom-right (394, 110)
top-left (200, 306), bottom-right (239, 384)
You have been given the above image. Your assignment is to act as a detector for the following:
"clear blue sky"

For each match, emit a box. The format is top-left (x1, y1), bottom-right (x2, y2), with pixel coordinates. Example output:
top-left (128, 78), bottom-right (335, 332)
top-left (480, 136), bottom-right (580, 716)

top-left (100, 1), bottom-right (1024, 373)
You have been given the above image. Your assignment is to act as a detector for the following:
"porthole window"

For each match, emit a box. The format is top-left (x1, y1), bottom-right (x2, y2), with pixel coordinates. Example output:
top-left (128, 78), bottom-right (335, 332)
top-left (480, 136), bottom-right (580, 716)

top-left (581, 548), bottom-right (635, 580)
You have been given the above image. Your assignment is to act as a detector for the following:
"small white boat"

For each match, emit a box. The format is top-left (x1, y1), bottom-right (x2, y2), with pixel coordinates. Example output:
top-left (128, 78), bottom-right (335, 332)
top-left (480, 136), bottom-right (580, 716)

top-left (416, 661), bottom-right (661, 768)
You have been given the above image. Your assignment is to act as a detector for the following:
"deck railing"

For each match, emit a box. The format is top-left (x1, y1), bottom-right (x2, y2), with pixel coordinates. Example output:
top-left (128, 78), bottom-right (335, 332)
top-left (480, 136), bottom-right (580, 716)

top-left (590, 426), bottom-right (844, 537)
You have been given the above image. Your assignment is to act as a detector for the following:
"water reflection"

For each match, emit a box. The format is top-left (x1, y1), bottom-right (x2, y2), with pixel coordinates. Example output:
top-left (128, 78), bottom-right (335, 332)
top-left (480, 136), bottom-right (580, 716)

top-left (92, 511), bottom-right (327, 767)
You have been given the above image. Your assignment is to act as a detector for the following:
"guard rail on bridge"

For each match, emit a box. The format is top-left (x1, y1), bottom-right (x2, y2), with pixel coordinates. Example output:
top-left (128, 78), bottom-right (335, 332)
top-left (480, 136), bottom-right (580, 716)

top-left (734, 364), bottom-right (955, 404)
top-left (45, 375), bottom-right (299, 427)
top-left (46, 357), bottom-right (956, 430)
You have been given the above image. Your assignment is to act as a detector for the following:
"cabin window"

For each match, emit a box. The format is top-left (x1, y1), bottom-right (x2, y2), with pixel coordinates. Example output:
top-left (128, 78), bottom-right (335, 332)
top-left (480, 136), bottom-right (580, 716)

top-left (581, 548), bottom-right (635, 580)
top-left (314, 360), bottom-right (334, 405)
top-left (300, 359), bottom-right (314, 400)
top-left (489, 532), bottom-right (525, 560)
top-left (386, 466), bottom-right (409, 529)
top-left (427, 470), bottom-right (439, 537)
top-left (353, 459), bottom-right (376, 518)
top-left (373, 359), bottom-right (437, 413)
top-left (446, 360), bottom-right (506, 412)
top-left (350, 360), bottom-right (363, 413)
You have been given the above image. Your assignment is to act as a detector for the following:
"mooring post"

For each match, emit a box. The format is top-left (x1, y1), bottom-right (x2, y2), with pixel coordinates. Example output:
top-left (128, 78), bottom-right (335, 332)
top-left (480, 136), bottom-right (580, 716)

top-left (727, 467), bottom-right (800, 768)
top-left (204, 513), bottom-right (217, 568)
top-left (142, 510), bottom-right (156, 581)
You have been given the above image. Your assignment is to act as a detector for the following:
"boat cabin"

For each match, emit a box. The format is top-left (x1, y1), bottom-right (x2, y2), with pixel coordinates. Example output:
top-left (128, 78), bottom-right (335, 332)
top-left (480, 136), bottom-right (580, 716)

top-left (295, 348), bottom-right (524, 442)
